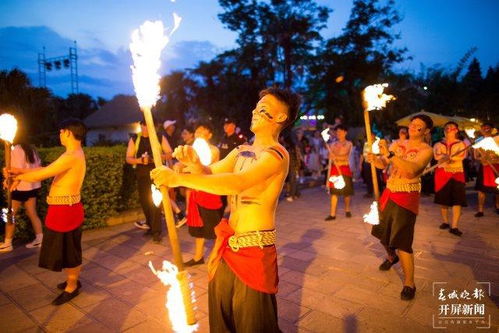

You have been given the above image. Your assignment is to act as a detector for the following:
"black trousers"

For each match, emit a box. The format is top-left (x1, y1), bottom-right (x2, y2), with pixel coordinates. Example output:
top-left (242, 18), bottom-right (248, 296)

top-left (136, 174), bottom-right (161, 236)
top-left (209, 260), bottom-right (280, 333)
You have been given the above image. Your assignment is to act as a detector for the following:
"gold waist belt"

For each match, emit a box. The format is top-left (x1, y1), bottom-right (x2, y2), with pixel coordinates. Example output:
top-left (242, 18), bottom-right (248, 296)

top-left (441, 167), bottom-right (463, 173)
top-left (228, 229), bottom-right (276, 252)
top-left (387, 182), bottom-right (421, 193)
top-left (47, 195), bottom-right (81, 205)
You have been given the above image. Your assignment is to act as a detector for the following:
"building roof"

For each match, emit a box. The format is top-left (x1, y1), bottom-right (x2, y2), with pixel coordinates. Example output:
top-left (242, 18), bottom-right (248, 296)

top-left (84, 95), bottom-right (142, 128)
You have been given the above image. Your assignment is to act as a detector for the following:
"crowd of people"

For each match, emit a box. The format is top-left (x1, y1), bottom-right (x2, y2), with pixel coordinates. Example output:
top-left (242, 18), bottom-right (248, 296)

top-left (0, 87), bottom-right (497, 331)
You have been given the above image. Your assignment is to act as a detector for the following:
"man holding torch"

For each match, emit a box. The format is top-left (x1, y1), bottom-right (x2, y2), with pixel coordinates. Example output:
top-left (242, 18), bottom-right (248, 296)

top-left (9, 119), bottom-right (87, 305)
top-left (152, 87), bottom-right (301, 332)
top-left (473, 122), bottom-right (499, 217)
top-left (367, 114), bottom-right (433, 300)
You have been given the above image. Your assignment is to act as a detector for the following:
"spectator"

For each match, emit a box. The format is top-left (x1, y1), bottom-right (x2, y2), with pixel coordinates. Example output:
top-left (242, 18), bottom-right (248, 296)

top-left (0, 139), bottom-right (43, 252)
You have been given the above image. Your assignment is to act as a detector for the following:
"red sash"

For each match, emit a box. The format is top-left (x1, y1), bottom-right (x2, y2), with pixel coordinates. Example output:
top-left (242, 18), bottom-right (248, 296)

top-left (45, 203), bottom-right (84, 232)
top-left (187, 191), bottom-right (222, 227)
top-left (208, 219), bottom-right (278, 294)
top-left (379, 189), bottom-right (420, 215)
top-left (434, 167), bottom-right (465, 192)
top-left (328, 165), bottom-right (352, 188)
top-left (483, 164), bottom-right (499, 187)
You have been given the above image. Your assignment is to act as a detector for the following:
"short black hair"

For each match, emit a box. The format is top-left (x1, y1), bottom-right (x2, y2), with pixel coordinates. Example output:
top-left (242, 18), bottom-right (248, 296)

top-left (224, 117), bottom-right (237, 125)
top-left (334, 124), bottom-right (348, 132)
top-left (59, 118), bottom-right (86, 141)
top-left (443, 121), bottom-right (459, 129)
top-left (410, 114), bottom-right (433, 130)
top-left (195, 121), bottom-right (214, 134)
top-left (182, 126), bottom-right (194, 134)
top-left (259, 87), bottom-right (301, 129)
top-left (482, 122), bottom-right (494, 128)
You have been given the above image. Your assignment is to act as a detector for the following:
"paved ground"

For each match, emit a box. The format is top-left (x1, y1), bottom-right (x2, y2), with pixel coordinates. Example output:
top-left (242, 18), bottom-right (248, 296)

top-left (0, 183), bottom-right (498, 332)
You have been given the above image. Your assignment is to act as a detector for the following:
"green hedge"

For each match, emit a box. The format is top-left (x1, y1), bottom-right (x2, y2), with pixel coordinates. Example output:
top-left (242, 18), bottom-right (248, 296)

top-left (0, 145), bottom-right (140, 241)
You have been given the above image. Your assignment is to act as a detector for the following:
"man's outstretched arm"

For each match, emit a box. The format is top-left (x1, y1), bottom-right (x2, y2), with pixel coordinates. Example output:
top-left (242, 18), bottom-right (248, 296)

top-left (151, 151), bottom-right (285, 195)
top-left (16, 154), bottom-right (75, 182)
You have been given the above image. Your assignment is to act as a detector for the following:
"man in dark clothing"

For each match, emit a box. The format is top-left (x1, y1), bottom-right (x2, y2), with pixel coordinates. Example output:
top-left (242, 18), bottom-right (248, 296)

top-left (218, 118), bottom-right (246, 160)
top-left (126, 120), bottom-right (172, 242)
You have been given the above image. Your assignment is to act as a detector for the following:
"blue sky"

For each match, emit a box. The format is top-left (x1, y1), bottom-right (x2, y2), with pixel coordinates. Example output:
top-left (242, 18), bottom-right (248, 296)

top-left (1, 0), bottom-right (498, 98)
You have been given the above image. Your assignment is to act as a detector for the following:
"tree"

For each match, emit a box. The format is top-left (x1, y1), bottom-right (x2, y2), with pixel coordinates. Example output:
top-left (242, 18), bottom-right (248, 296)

top-left (219, 0), bottom-right (330, 88)
top-left (309, 0), bottom-right (408, 125)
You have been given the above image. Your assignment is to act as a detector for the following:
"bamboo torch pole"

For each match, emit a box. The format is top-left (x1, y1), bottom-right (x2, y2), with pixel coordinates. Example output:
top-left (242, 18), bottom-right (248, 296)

top-left (363, 110), bottom-right (380, 200)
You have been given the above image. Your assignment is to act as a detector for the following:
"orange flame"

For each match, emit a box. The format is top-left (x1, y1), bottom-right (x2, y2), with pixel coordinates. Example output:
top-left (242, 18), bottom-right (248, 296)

top-left (363, 84), bottom-right (395, 111)
top-left (363, 201), bottom-right (379, 225)
top-left (150, 261), bottom-right (198, 333)
top-left (130, 14), bottom-right (182, 109)
top-left (192, 138), bottom-right (212, 166)
top-left (329, 175), bottom-right (346, 189)
top-left (0, 113), bottom-right (17, 143)
top-left (473, 137), bottom-right (499, 154)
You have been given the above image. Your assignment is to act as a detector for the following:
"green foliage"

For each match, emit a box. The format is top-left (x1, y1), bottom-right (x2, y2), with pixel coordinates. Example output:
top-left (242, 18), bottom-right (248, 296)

top-left (0, 146), bottom-right (139, 241)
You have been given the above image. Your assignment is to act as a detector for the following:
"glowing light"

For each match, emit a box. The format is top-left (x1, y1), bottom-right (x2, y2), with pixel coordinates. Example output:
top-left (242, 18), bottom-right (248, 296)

top-left (150, 261), bottom-right (198, 333)
top-left (464, 128), bottom-right (476, 139)
top-left (335, 76), bottom-right (344, 83)
top-left (363, 201), bottom-right (379, 225)
top-left (470, 118), bottom-right (476, 122)
top-left (192, 138), bottom-right (212, 166)
top-left (372, 137), bottom-right (381, 154)
top-left (130, 14), bottom-right (182, 109)
top-left (363, 84), bottom-right (395, 111)
top-left (423, 86), bottom-right (428, 90)
top-left (151, 184), bottom-right (163, 207)
top-left (329, 175), bottom-right (346, 189)
top-left (472, 137), bottom-right (499, 154)
top-left (0, 114), bottom-right (18, 143)
top-left (321, 128), bottom-right (330, 142)
top-left (1, 208), bottom-right (8, 223)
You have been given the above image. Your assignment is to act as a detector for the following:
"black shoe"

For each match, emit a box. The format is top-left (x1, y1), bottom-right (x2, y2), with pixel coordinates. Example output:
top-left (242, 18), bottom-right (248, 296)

top-left (439, 223), bottom-right (450, 229)
top-left (474, 212), bottom-right (484, 218)
top-left (184, 258), bottom-right (204, 267)
top-left (57, 280), bottom-right (82, 290)
top-left (449, 228), bottom-right (463, 237)
top-left (379, 255), bottom-right (399, 271)
top-left (52, 289), bottom-right (80, 305)
top-left (345, 212), bottom-right (352, 218)
top-left (400, 286), bottom-right (416, 300)
top-left (324, 215), bottom-right (336, 221)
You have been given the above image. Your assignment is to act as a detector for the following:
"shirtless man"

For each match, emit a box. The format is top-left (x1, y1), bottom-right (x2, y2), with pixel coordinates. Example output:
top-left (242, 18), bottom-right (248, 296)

top-left (13, 119), bottom-right (86, 305)
top-left (367, 115), bottom-right (433, 300)
top-left (433, 121), bottom-right (467, 236)
top-left (325, 124), bottom-right (353, 220)
top-left (151, 87), bottom-right (301, 332)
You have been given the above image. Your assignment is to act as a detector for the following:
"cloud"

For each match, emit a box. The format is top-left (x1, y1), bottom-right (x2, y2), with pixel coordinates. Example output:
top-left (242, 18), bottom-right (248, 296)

top-left (0, 26), bottom-right (220, 98)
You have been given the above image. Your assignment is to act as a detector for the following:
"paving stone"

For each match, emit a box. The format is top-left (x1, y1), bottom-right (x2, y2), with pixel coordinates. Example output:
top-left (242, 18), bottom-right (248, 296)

top-left (0, 303), bottom-right (38, 332)
top-left (82, 298), bottom-right (146, 331)
top-left (0, 265), bottom-right (39, 292)
top-left (30, 303), bottom-right (92, 331)
top-left (7, 282), bottom-right (56, 312)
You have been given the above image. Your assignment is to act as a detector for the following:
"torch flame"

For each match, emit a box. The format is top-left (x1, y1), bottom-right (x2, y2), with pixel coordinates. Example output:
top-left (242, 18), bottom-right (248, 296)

top-left (329, 175), bottom-right (346, 189)
top-left (372, 137), bottom-right (381, 155)
top-left (472, 137), bottom-right (499, 155)
top-left (363, 201), bottom-right (379, 225)
top-left (151, 184), bottom-right (163, 207)
top-left (0, 114), bottom-right (18, 143)
top-left (464, 128), bottom-right (476, 139)
top-left (321, 128), bottom-right (330, 142)
top-left (150, 261), bottom-right (198, 333)
top-left (363, 84), bottom-right (395, 111)
top-left (130, 13), bottom-right (182, 109)
top-left (192, 138), bottom-right (212, 166)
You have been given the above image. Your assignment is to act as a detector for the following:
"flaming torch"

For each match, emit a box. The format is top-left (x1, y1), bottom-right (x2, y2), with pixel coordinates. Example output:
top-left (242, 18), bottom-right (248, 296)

top-left (362, 84), bottom-right (395, 225)
top-left (0, 113), bottom-right (18, 223)
top-left (130, 16), bottom-right (196, 329)
top-left (192, 138), bottom-right (212, 166)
